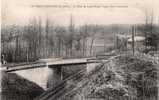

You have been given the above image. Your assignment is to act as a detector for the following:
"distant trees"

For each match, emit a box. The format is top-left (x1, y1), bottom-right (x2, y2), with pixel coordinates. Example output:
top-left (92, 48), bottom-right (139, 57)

top-left (1, 16), bottom-right (85, 62)
top-left (1, 25), bottom-right (24, 62)
top-left (2, 17), bottom-right (135, 63)
top-left (138, 9), bottom-right (159, 53)
top-left (142, 24), bottom-right (159, 51)
top-left (79, 24), bottom-right (89, 56)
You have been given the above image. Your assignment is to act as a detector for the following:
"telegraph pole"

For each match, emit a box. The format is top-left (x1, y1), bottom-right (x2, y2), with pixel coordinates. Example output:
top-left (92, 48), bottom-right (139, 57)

top-left (132, 26), bottom-right (135, 55)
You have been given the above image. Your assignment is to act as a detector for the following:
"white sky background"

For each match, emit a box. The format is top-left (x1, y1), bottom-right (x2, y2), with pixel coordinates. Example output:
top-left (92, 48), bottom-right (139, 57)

top-left (1, 0), bottom-right (159, 26)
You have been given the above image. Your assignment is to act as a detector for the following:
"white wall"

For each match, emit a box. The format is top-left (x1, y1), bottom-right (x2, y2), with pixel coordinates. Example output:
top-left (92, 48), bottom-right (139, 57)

top-left (11, 66), bottom-right (52, 90)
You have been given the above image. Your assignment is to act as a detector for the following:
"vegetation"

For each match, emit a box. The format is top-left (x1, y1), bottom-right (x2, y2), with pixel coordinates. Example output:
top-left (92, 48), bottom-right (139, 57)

top-left (1, 71), bottom-right (45, 100)
top-left (1, 17), bottom-right (133, 63)
top-left (60, 53), bottom-right (158, 100)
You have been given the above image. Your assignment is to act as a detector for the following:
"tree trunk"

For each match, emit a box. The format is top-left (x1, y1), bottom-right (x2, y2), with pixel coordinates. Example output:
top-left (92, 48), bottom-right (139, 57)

top-left (90, 37), bottom-right (95, 56)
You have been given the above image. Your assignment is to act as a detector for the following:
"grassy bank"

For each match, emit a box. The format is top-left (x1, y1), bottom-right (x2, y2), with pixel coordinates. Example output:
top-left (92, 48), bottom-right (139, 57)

top-left (1, 71), bottom-right (45, 100)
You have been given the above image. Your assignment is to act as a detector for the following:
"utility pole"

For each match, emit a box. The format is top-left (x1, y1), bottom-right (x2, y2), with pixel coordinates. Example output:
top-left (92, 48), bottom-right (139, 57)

top-left (132, 26), bottom-right (135, 55)
top-left (116, 33), bottom-right (119, 51)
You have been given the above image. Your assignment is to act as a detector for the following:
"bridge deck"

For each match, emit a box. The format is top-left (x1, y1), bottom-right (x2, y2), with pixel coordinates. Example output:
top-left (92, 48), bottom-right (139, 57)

top-left (3, 58), bottom-right (99, 72)
top-left (47, 58), bottom-right (89, 66)
top-left (3, 62), bottom-right (46, 72)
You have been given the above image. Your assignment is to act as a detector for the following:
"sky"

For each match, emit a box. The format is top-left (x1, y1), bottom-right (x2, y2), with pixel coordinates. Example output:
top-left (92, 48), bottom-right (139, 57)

top-left (1, 0), bottom-right (159, 26)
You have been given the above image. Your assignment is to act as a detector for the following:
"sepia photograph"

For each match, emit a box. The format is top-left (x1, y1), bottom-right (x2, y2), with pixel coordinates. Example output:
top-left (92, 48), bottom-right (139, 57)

top-left (1, 0), bottom-right (159, 100)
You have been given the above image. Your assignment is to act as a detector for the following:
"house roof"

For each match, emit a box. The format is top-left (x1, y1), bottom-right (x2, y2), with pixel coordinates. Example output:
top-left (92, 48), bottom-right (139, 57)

top-left (116, 34), bottom-right (131, 39)
top-left (128, 36), bottom-right (145, 42)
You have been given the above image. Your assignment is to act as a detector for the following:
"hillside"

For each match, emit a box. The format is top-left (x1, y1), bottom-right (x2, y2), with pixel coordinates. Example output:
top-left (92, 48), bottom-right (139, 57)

top-left (58, 53), bottom-right (158, 100)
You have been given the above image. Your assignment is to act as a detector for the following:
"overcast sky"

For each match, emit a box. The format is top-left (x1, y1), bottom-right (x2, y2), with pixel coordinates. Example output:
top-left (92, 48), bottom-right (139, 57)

top-left (2, 0), bottom-right (159, 26)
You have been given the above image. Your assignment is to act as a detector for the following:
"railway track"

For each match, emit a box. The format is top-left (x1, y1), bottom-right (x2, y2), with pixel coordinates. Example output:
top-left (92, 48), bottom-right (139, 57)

top-left (35, 55), bottom-right (117, 100)
top-left (35, 69), bottom-right (86, 100)
top-left (59, 63), bottom-right (105, 99)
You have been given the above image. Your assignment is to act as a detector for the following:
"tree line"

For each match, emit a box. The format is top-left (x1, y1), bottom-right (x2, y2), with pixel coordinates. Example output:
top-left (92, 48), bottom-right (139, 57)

top-left (1, 17), bottom-right (117, 62)
top-left (1, 16), bottom-right (159, 63)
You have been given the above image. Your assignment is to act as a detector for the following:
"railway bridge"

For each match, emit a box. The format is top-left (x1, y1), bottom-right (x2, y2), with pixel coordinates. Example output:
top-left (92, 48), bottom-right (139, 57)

top-left (2, 58), bottom-right (101, 90)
